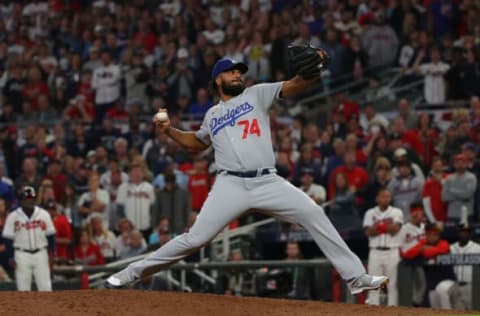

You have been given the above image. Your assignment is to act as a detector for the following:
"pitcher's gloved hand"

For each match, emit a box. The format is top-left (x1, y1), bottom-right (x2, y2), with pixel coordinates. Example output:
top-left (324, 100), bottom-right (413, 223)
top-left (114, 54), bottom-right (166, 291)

top-left (288, 44), bottom-right (330, 80)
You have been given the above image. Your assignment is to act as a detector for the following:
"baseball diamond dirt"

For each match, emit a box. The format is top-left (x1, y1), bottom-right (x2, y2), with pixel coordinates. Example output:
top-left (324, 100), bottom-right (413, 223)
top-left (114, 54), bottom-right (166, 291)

top-left (0, 290), bottom-right (478, 316)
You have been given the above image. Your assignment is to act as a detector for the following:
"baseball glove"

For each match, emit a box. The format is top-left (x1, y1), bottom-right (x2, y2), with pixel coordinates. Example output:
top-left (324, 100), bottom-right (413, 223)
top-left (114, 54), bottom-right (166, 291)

top-left (288, 44), bottom-right (330, 80)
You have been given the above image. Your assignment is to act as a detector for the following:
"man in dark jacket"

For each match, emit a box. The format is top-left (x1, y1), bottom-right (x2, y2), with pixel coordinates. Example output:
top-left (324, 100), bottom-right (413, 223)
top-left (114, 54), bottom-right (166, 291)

top-left (153, 172), bottom-right (191, 235)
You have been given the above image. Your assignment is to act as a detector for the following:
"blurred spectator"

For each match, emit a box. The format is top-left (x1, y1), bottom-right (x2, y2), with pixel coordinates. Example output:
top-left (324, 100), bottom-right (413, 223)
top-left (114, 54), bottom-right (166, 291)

top-left (113, 138), bottom-right (130, 171)
top-left (323, 138), bottom-right (346, 187)
top-left (42, 160), bottom-right (67, 203)
top-left (77, 172), bottom-right (109, 228)
top-left (92, 50), bottom-right (121, 122)
top-left (73, 229), bottom-right (105, 266)
top-left (361, 10), bottom-right (399, 67)
top-left (328, 150), bottom-right (369, 201)
top-left (14, 157), bottom-right (41, 194)
top-left (46, 199), bottom-right (72, 262)
top-left (413, 47), bottom-right (450, 105)
top-left (402, 223), bottom-right (457, 309)
top-left (293, 144), bottom-right (322, 185)
top-left (187, 157), bottom-right (211, 212)
top-left (284, 241), bottom-right (311, 300)
top-left (115, 218), bottom-right (147, 255)
top-left (119, 229), bottom-right (147, 260)
top-left (388, 159), bottom-right (424, 218)
top-left (188, 88), bottom-right (213, 121)
top-left (363, 189), bottom-right (404, 306)
top-left (116, 163), bottom-right (155, 239)
top-left (0, 168), bottom-right (16, 209)
top-left (0, 198), bottom-right (11, 278)
top-left (88, 215), bottom-right (116, 262)
top-left (3, 65), bottom-right (25, 112)
top-left (358, 157), bottom-right (392, 215)
top-left (63, 95), bottom-right (96, 123)
top-left (415, 113), bottom-right (439, 166)
top-left (124, 51), bottom-right (150, 107)
top-left (422, 156), bottom-right (448, 222)
top-left (390, 117), bottom-right (424, 158)
top-left (359, 103), bottom-right (389, 132)
top-left (328, 172), bottom-right (361, 232)
top-left (299, 168), bottom-right (326, 206)
top-left (22, 66), bottom-right (49, 110)
top-left (95, 118), bottom-right (121, 155)
top-left (429, 0), bottom-right (459, 37)
top-left (442, 154), bottom-right (477, 221)
top-left (154, 172), bottom-right (191, 235)
top-left (320, 29), bottom-right (345, 77)
top-left (149, 216), bottom-right (176, 249)
top-left (449, 223), bottom-right (480, 310)
top-left (36, 94), bottom-right (57, 123)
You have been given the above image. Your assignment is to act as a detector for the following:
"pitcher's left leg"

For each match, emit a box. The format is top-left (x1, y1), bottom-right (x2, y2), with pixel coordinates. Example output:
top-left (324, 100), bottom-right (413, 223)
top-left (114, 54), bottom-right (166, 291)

top-left (253, 175), bottom-right (365, 281)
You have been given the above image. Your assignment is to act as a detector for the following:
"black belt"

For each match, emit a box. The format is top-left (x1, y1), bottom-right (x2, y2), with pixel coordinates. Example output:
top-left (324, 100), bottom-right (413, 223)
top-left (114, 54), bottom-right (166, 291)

top-left (15, 248), bottom-right (45, 254)
top-left (458, 281), bottom-right (469, 286)
top-left (375, 247), bottom-right (394, 251)
top-left (217, 168), bottom-right (275, 178)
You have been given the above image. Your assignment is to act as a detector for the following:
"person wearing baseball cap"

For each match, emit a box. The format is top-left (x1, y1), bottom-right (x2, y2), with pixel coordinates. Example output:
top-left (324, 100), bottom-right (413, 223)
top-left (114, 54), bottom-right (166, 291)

top-left (208, 58), bottom-right (249, 98)
top-left (449, 221), bottom-right (480, 309)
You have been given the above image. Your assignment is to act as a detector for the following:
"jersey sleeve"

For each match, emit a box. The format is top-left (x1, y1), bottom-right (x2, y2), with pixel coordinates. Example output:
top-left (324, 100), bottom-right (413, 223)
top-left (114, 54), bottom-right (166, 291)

top-left (393, 208), bottom-right (404, 224)
top-left (44, 211), bottom-right (56, 236)
top-left (363, 209), bottom-right (373, 228)
top-left (2, 212), bottom-right (15, 239)
top-left (249, 82), bottom-right (284, 111)
top-left (194, 112), bottom-right (212, 145)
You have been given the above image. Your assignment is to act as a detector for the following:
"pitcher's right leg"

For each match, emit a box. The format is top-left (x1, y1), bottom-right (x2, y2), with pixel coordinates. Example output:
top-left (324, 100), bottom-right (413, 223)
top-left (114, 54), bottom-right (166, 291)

top-left (105, 175), bottom-right (249, 288)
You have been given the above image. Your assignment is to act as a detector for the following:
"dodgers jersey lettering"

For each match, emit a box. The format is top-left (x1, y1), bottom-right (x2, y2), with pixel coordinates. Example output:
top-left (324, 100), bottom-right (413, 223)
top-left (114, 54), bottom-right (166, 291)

top-left (195, 82), bottom-right (283, 171)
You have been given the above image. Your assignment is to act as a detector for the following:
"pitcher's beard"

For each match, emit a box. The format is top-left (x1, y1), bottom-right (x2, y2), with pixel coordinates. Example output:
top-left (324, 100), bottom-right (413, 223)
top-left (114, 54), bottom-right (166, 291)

top-left (221, 82), bottom-right (245, 97)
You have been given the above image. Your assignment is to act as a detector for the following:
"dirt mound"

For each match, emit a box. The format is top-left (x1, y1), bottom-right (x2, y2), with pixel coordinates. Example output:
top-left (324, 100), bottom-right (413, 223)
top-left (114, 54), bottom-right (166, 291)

top-left (0, 290), bottom-right (476, 316)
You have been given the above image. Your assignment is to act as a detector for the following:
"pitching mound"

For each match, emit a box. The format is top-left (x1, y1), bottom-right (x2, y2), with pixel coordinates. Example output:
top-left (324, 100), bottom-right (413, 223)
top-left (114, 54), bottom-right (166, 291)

top-left (0, 290), bottom-right (477, 316)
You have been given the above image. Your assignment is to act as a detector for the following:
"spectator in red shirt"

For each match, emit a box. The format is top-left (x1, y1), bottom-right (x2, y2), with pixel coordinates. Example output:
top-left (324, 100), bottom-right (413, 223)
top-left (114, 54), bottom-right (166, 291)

top-left (77, 70), bottom-right (95, 102)
top-left (63, 95), bottom-right (96, 123)
top-left (188, 156), bottom-right (211, 212)
top-left (391, 117), bottom-right (423, 156)
top-left (422, 157), bottom-right (447, 222)
top-left (134, 21), bottom-right (157, 54)
top-left (105, 99), bottom-right (129, 121)
top-left (22, 66), bottom-right (49, 110)
top-left (42, 160), bottom-right (67, 202)
top-left (46, 200), bottom-right (72, 262)
top-left (73, 229), bottom-right (105, 265)
top-left (328, 150), bottom-right (369, 200)
top-left (414, 113), bottom-right (439, 168)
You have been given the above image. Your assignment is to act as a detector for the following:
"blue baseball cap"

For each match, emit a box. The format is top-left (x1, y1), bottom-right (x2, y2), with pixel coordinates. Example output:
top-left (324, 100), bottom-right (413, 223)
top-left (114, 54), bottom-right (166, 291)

top-left (211, 58), bottom-right (248, 80)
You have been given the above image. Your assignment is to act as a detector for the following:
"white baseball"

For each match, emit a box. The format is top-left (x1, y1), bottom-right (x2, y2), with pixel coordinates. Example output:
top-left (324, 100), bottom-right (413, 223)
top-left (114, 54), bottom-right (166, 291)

top-left (155, 111), bottom-right (169, 122)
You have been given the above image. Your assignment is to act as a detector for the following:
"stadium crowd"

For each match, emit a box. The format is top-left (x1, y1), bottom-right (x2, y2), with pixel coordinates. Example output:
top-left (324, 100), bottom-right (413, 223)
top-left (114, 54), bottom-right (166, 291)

top-left (0, 0), bottom-right (479, 309)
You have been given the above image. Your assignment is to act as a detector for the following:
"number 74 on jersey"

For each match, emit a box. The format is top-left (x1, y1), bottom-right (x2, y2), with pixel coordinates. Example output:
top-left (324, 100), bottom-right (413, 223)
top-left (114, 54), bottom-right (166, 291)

top-left (237, 119), bottom-right (261, 139)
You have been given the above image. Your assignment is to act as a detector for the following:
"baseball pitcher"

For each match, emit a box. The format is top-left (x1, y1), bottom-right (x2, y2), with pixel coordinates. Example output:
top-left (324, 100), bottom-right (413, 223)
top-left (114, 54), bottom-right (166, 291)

top-left (105, 45), bottom-right (388, 294)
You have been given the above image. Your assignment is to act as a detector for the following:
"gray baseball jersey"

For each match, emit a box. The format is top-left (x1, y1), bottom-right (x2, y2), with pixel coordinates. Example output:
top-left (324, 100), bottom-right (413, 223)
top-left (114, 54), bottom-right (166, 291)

top-left (195, 83), bottom-right (281, 171)
top-left (118, 82), bottom-right (367, 284)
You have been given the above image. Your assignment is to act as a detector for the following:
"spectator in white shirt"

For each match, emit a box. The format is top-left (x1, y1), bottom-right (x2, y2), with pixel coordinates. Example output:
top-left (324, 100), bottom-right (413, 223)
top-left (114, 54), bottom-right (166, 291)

top-left (92, 50), bottom-right (121, 122)
top-left (299, 168), bottom-right (326, 205)
top-left (413, 47), bottom-right (450, 105)
top-left (77, 172), bottom-right (110, 228)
